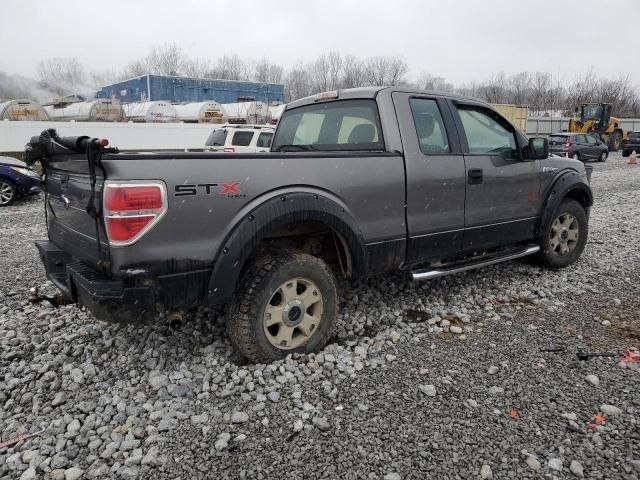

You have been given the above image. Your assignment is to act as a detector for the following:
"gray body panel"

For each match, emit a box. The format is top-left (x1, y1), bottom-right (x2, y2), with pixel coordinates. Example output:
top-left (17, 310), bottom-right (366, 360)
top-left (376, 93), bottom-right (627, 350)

top-left (37, 86), bottom-right (592, 312)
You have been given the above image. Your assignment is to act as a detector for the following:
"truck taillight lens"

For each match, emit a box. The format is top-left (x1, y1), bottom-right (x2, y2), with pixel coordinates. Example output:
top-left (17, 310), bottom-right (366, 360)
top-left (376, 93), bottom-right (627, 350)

top-left (103, 182), bottom-right (167, 246)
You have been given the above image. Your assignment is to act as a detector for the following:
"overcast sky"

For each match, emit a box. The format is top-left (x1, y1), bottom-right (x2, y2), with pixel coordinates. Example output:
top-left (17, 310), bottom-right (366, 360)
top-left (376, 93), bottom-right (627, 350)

top-left (2, 0), bottom-right (639, 85)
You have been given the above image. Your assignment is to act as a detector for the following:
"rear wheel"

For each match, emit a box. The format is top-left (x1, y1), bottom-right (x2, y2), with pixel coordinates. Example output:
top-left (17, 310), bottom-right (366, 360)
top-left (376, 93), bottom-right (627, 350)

top-left (535, 199), bottom-right (588, 268)
top-left (227, 250), bottom-right (338, 363)
top-left (608, 132), bottom-right (622, 152)
top-left (0, 180), bottom-right (17, 206)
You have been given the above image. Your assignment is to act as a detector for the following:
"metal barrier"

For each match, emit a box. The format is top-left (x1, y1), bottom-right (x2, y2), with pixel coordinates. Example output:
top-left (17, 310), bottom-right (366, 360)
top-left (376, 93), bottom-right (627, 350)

top-left (0, 120), bottom-right (215, 154)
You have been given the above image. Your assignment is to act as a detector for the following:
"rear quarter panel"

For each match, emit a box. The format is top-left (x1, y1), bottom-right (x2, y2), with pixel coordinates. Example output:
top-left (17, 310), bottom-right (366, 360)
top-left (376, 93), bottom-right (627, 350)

top-left (102, 152), bottom-right (406, 275)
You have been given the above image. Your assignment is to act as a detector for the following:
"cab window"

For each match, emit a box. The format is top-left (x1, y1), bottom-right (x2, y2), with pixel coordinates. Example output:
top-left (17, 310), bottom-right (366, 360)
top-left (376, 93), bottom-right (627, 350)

top-left (456, 106), bottom-right (517, 156)
top-left (272, 99), bottom-right (384, 152)
top-left (408, 98), bottom-right (450, 154)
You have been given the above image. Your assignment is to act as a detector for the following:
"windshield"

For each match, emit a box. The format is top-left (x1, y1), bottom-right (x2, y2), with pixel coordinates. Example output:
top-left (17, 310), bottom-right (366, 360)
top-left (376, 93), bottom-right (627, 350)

top-left (581, 105), bottom-right (602, 122)
top-left (271, 99), bottom-right (384, 152)
top-left (205, 129), bottom-right (228, 146)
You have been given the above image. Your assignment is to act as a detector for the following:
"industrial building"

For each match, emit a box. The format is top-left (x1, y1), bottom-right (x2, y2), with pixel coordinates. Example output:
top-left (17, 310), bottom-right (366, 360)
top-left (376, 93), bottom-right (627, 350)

top-left (95, 74), bottom-right (285, 105)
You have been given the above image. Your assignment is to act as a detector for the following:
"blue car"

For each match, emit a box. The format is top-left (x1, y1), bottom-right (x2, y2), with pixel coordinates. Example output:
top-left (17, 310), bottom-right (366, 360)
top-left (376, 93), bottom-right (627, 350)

top-left (0, 155), bottom-right (42, 206)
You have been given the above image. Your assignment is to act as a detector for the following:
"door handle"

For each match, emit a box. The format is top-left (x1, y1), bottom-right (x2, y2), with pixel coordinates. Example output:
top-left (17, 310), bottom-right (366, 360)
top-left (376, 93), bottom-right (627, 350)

top-left (468, 168), bottom-right (483, 184)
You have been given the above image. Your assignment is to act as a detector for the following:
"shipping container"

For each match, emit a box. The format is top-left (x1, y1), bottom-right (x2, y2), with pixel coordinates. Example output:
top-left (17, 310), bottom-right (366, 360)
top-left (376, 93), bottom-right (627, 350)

top-left (491, 103), bottom-right (529, 132)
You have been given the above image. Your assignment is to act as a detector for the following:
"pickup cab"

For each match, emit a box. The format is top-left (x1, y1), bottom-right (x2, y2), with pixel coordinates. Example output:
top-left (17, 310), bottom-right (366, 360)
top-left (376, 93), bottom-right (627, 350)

top-left (27, 87), bottom-right (593, 362)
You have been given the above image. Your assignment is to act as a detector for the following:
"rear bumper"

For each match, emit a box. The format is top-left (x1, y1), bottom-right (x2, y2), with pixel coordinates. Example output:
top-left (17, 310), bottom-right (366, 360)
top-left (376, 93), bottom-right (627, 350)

top-left (35, 240), bottom-right (210, 321)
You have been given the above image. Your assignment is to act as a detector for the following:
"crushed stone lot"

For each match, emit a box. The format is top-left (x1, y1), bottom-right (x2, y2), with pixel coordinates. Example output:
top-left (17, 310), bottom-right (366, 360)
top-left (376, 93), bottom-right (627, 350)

top-left (1, 153), bottom-right (639, 480)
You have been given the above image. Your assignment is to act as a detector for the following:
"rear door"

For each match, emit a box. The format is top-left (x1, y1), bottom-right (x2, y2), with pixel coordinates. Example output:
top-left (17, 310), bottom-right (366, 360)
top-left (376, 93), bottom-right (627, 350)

top-left (585, 134), bottom-right (600, 158)
top-left (574, 134), bottom-right (589, 158)
top-left (392, 92), bottom-right (466, 263)
top-left (450, 101), bottom-right (541, 251)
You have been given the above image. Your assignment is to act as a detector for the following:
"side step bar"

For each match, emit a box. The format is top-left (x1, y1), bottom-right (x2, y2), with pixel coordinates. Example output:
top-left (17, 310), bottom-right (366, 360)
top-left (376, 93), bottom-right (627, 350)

top-left (411, 245), bottom-right (540, 281)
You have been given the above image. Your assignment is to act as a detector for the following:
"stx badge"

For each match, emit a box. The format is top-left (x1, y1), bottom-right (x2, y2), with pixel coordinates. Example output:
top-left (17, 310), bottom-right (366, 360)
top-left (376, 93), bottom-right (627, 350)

top-left (175, 182), bottom-right (245, 197)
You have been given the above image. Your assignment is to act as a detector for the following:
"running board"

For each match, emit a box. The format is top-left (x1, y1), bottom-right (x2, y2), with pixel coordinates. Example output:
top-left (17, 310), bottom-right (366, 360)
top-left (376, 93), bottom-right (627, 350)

top-left (410, 245), bottom-right (540, 281)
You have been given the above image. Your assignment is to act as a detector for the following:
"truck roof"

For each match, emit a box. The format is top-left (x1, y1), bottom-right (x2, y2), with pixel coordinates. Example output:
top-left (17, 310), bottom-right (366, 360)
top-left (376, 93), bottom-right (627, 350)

top-left (286, 86), bottom-right (489, 110)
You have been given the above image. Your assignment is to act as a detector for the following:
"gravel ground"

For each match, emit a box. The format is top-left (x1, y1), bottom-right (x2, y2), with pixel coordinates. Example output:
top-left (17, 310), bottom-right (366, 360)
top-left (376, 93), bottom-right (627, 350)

top-left (1, 153), bottom-right (639, 480)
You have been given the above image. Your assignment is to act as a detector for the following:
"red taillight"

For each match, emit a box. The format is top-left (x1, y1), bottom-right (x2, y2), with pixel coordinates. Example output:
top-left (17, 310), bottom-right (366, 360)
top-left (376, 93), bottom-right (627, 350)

top-left (104, 185), bottom-right (163, 211)
top-left (564, 138), bottom-right (573, 147)
top-left (103, 182), bottom-right (166, 246)
top-left (105, 216), bottom-right (155, 242)
top-left (223, 147), bottom-right (235, 152)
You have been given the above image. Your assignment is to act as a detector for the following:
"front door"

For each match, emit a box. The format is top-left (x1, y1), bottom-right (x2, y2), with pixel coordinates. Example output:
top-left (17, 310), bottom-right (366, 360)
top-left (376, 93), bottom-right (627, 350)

top-left (392, 92), bottom-right (466, 264)
top-left (450, 101), bottom-right (542, 251)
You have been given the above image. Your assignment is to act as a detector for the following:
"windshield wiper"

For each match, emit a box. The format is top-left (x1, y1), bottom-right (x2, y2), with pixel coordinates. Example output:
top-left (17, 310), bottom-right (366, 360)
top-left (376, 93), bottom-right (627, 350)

top-left (273, 144), bottom-right (315, 152)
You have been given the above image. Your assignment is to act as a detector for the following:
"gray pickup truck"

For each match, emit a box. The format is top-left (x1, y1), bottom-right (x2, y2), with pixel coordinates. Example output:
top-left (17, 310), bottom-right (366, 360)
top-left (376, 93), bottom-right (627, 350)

top-left (27, 87), bottom-right (593, 362)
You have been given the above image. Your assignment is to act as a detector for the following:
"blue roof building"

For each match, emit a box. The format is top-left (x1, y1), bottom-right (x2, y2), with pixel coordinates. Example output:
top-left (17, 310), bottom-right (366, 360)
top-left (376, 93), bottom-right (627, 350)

top-left (96, 74), bottom-right (285, 104)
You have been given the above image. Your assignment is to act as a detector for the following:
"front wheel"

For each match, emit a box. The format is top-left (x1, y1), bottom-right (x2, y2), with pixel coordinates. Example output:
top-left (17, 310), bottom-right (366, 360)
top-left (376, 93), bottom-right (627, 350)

top-left (0, 180), bottom-right (17, 206)
top-left (599, 151), bottom-right (607, 162)
top-left (227, 250), bottom-right (338, 363)
top-left (535, 199), bottom-right (588, 268)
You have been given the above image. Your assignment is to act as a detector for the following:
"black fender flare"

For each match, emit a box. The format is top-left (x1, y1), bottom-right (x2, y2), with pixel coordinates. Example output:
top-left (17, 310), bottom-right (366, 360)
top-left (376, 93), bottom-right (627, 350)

top-left (207, 192), bottom-right (368, 305)
top-left (537, 170), bottom-right (593, 237)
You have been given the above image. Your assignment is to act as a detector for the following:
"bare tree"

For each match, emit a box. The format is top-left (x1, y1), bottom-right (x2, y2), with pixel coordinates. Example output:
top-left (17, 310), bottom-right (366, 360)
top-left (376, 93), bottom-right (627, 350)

top-left (284, 66), bottom-right (313, 102)
top-left (416, 73), bottom-right (454, 92)
top-left (145, 43), bottom-right (185, 76)
top-left (363, 56), bottom-right (408, 86)
top-left (254, 58), bottom-right (284, 84)
top-left (37, 57), bottom-right (86, 95)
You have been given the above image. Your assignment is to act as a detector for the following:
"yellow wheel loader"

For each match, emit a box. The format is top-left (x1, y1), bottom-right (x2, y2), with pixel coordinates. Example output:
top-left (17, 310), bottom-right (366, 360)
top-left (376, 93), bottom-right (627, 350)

top-left (568, 103), bottom-right (626, 152)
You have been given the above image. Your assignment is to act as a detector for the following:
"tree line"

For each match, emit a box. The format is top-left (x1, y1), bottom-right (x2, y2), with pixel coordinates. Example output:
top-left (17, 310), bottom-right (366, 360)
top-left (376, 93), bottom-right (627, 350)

top-left (1, 43), bottom-right (639, 117)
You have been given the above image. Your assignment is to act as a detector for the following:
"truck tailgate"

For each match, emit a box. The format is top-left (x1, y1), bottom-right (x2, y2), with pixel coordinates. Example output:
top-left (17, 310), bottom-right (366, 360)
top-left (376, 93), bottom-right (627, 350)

top-left (44, 155), bottom-right (109, 269)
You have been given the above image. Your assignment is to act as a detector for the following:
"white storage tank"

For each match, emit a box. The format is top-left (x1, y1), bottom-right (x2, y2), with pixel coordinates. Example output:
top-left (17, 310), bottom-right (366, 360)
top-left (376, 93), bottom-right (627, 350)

top-left (223, 101), bottom-right (271, 124)
top-left (44, 99), bottom-right (122, 122)
top-left (0, 99), bottom-right (50, 121)
top-left (269, 104), bottom-right (286, 124)
top-left (122, 101), bottom-right (178, 123)
top-left (173, 101), bottom-right (228, 124)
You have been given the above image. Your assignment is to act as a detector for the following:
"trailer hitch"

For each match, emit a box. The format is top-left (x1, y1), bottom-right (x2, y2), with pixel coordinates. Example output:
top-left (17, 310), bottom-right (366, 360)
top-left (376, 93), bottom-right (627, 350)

top-left (29, 287), bottom-right (72, 308)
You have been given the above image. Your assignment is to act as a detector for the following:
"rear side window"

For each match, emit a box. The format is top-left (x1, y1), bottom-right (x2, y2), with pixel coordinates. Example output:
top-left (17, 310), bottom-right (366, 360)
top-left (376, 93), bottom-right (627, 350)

top-left (549, 135), bottom-right (568, 145)
top-left (586, 135), bottom-right (598, 145)
top-left (205, 129), bottom-right (227, 146)
top-left (456, 106), bottom-right (516, 155)
top-left (231, 131), bottom-right (254, 147)
top-left (256, 132), bottom-right (273, 148)
top-left (272, 99), bottom-right (384, 152)
top-left (574, 134), bottom-right (587, 143)
top-left (408, 98), bottom-right (450, 154)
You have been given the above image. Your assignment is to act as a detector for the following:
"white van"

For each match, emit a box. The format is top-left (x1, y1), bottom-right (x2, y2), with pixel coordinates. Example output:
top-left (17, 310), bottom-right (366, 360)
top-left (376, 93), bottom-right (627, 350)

top-left (204, 124), bottom-right (275, 153)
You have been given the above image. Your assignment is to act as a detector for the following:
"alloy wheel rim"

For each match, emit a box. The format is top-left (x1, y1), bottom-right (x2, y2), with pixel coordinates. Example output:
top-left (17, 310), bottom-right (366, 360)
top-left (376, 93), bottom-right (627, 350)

top-left (263, 277), bottom-right (323, 349)
top-left (0, 182), bottom-right (14, 205)
top-left (549, 213), bottom-right (579, 256)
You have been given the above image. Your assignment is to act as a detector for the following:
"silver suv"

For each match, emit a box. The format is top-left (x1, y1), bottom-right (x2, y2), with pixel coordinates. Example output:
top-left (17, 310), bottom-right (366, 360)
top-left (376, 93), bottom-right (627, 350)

top-left (204, 124), bottom-right (274, 153)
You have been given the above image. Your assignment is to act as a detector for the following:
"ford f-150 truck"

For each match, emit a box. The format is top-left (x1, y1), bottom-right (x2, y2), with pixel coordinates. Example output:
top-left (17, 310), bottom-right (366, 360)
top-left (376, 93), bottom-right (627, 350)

top-left (26, 87), bottom-right (593, 362)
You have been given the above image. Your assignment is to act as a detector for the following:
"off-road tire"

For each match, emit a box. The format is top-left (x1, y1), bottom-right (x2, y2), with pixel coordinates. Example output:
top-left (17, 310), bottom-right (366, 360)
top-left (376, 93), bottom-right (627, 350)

top-left (226, 250), bottom-right (338, 363)
top-left (535, 198), bottom-right (588, 268)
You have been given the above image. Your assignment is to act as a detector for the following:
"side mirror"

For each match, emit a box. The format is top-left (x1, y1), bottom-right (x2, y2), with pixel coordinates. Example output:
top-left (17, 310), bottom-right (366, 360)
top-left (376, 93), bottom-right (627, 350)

top-left (526, 137), bottom-right (548, 160)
